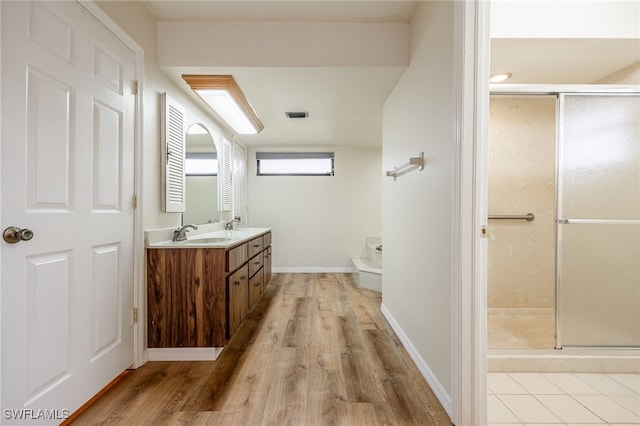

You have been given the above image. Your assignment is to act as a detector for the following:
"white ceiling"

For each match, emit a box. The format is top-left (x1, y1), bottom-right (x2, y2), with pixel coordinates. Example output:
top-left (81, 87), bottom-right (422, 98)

top-left (145, 1), bottom-right (640, 147)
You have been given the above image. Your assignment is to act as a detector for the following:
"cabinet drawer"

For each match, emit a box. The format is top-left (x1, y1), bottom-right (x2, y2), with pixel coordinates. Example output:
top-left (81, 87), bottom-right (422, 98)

top-left (263, 232), bottom-right (271, 247)
top-left (249, 251), bottom-right (263, 277)
top-left (247, 236), bottom-right (264, 259)
top-left (227, 243), bottom-right (247, 273)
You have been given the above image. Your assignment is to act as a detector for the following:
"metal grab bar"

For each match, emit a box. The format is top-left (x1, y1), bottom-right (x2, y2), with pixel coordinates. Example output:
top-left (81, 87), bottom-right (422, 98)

top-left (488, 213), bottom-right (535, 222)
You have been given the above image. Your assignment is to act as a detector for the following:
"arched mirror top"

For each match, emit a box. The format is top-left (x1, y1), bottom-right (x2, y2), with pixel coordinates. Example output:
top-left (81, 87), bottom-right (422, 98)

top-left (186, 123), bottom-right (217, 153)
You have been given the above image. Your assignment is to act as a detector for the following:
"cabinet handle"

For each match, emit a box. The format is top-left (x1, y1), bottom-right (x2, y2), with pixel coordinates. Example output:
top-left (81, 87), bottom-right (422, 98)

top-left (253, 261), bottom-right (261, 265)
top-left (234, 280), bottom-right (240, 285)
top-left (255, 281), bottom-right (261, 286)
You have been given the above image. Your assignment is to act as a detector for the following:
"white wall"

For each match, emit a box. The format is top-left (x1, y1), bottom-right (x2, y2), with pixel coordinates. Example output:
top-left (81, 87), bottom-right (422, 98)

top-left (381, 0), bottom-right (455, 405)
top-left (158, 21), bottom-right (409, 68)
top-left (247, 147), bottom-right (382, 270)
top-left (97, 1), bottom-right (233, 230)
top-left (488, 96), bottom-right (556, 309)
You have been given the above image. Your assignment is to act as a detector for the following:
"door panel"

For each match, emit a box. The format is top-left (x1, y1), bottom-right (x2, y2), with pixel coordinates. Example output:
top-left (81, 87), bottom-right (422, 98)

top-left (559, 224), bottom-right (640, 346)
top-left (93, 101), bottom-right (123, 211)
top-left (557, 94), bottom-right (640, 348)
top-left (91, 244), bottom-right (122, 359)
top-left (26, 68), bottom-right (73, 209)
top-left (2, 1), bottom-right (137, 421)
top-left (25, 251), bottom-right (72, 405)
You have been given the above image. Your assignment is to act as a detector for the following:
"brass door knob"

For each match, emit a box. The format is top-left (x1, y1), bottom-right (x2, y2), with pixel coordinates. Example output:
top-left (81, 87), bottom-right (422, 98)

top-left (3, 226), bottom-right (34, 244)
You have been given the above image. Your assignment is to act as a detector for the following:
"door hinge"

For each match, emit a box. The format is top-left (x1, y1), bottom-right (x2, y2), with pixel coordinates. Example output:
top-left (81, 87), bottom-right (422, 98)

top-left (132, 195), bottom-right (138, 209)
top-left (132, 308), bottom-right (139, 324)
top-left (481, 225), bottom-right (488, 239)
top-left (133, 80), bottom-right (139, 95)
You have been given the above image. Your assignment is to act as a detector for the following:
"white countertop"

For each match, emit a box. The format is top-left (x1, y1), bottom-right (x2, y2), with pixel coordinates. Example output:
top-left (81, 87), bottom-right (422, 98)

top-left (146, 226), bottom-right (271, 249)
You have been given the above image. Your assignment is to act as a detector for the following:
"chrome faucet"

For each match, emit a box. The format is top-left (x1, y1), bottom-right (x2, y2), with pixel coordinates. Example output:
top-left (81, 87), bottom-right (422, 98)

top-left (225, 216), bottom-right (241, 230)
top-left (173, 224), bottom-right (198, 242)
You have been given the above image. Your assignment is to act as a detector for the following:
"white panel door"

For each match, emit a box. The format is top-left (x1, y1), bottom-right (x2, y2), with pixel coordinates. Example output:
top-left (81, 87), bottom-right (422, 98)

top-left (1, 1), bottom-right (137, 423)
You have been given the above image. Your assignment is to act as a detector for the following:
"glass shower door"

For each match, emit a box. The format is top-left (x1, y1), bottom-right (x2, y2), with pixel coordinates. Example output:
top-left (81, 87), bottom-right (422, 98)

top-left (557, 93), bottom-right (640, 348)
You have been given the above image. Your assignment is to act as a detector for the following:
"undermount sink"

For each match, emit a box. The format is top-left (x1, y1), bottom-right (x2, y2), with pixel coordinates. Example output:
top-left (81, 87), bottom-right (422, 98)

top-left (182, 237), bottom-right (231, 244)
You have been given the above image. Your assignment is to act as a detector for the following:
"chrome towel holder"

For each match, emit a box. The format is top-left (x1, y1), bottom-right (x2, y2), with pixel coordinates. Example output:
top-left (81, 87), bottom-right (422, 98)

top-left (386, 152), bottom-right (424, 181)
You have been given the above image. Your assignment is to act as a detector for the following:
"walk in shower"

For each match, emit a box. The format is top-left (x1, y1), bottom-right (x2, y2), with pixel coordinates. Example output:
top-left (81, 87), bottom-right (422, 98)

top-left (487, 88), bottom-right (640, 372)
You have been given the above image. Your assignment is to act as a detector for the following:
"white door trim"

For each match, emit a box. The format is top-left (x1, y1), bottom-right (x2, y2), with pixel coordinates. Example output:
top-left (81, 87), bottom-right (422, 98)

top-left (451, 1), bottom-right (490, 425)
top-left (77, 0), bottom-right (146, 369)
top-left (0, 1), bottom-right (4, 415)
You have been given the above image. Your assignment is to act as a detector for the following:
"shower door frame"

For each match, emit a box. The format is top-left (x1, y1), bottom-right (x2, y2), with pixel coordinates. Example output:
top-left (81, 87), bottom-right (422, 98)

top-left (490, 84), bottom-right (640, 350)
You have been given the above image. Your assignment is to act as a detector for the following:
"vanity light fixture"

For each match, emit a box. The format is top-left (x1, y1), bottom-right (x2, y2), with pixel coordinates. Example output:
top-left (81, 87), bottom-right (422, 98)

top-left (489, 72), bottom-right (512, 83)
top-left (182, 75), bottom-right (264, 135)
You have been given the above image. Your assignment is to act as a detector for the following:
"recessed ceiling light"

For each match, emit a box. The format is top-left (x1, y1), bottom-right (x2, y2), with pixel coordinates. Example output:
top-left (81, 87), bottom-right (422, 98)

top-left (285, 111), bottom-right (309, 119)
top-left (490, 72), bottom-right (512, 83)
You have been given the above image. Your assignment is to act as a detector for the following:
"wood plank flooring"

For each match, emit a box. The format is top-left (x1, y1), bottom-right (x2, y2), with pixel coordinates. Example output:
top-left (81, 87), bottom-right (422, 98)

top-left (72, 273), bottom-right (451, 425)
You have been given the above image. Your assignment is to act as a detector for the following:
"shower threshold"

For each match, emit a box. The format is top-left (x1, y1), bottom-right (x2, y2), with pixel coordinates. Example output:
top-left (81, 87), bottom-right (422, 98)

top-left (488, 347), bottom-right (640, 373)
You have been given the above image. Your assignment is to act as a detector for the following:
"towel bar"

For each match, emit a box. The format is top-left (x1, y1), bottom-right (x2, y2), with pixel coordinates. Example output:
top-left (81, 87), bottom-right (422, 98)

top-left (386, 152), bottom-right (424, 181)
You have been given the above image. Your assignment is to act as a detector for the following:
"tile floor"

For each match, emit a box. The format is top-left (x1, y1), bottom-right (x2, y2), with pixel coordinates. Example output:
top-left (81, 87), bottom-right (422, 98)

top-left (488, 372), bottom-right (640, 425)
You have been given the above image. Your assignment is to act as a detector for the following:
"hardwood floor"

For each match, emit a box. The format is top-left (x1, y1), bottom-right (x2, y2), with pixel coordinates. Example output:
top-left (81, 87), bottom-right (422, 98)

top-left (72, 273), bottom-right (451, 425)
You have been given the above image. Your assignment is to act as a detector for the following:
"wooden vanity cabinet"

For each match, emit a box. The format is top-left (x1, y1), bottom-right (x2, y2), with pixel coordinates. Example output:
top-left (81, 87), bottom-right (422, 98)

top-left (147, 248), bottom-right (227, 348)
top-left (146, 230), bottom-right (273, 349)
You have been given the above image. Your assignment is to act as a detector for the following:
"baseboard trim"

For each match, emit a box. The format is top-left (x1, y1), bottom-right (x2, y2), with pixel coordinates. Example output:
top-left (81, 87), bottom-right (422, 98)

top-left (380, 302), bottom-right (453, 418)
top-left (146, 347), bottom-right (223, 361)
top-left (272, 267), bottom-right (352, 273)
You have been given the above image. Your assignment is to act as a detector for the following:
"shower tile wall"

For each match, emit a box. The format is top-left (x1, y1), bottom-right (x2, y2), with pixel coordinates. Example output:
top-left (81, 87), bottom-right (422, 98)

top-left (488, 96), bottom-right (556, 310)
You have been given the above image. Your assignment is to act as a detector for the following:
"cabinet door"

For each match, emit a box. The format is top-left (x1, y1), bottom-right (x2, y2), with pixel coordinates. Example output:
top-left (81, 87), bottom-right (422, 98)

top-left (249, 269), bottom-right (263, 309)
top-left (264, 246), bottom-right (272, 286)
top-left (228, 265), bottom-right (249, 336)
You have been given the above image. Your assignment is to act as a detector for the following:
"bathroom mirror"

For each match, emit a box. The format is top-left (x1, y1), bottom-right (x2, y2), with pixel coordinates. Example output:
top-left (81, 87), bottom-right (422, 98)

top-left (182, 123), bottom-right (220, 225)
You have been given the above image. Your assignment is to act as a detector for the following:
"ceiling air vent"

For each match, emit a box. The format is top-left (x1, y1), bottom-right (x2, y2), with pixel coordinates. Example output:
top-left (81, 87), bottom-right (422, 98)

top-left (285, 111), bottom-right (308, 119)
